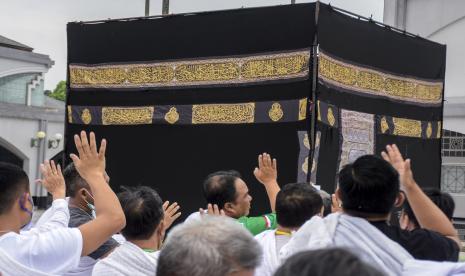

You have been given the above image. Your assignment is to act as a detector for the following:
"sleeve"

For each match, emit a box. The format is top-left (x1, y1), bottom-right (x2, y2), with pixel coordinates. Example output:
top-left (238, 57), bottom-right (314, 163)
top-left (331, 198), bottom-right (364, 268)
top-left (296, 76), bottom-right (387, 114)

top-left (24, 199), bottom-right (70, 235)
top-left (407, 229), bottom-right (460, 262)
top-left (88, 237), bottom-right (119, 260)
top-left (237, 213), bottom-right (277, 235)
top-left (23, 228), bottom-right (83, 274)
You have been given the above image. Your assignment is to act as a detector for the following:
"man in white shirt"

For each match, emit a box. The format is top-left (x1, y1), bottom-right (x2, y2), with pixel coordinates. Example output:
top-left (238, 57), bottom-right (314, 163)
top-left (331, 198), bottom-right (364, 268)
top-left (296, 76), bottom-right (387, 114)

top-left (0, 131), bottom-right (126, 275)
top-left (93, 186), bottom-right (180, 275)
top-left (254, 183), bottom-right (323, 276)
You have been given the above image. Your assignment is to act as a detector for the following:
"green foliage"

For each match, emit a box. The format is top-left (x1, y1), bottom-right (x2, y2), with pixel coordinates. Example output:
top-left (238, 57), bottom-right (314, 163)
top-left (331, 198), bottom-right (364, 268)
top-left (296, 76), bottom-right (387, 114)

top-left (48, 80), bottom-right (66, 101)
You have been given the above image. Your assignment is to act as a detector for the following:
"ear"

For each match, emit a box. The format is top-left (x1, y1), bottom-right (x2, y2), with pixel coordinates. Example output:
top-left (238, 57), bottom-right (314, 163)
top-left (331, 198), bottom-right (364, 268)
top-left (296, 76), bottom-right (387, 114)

top-left (394, 192), bottom-right (405, 208)
top-left (223, 202), bottom-right (236, 215)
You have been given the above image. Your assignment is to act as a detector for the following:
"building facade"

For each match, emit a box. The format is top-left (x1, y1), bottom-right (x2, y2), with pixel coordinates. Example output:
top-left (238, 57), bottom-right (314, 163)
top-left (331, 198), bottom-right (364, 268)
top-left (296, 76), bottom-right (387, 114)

top-left (0, 35), bottom-right (64, 206)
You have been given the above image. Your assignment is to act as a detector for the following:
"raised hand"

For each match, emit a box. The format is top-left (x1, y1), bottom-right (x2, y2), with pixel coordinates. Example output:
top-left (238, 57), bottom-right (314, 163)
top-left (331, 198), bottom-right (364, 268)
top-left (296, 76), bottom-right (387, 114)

top-left (70, 131), bottom-right (106, 182)
top-left (200, 204), bottom-right (225, 217)
top-left (162, 201), bottom-right (181, 231)
top-left (37, 160), bottom-right (66, 200)
top-left (381, 144), bottom-right (415, 190)
top-left (253, 153), bottom-right (278, 186)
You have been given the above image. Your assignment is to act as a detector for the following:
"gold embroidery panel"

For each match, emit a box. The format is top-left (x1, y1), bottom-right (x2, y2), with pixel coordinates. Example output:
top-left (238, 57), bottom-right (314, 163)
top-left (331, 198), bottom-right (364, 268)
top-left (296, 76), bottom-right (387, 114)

top-left (67, 105), bottom-right (73, 124)
top-left (81, 108), bottom-right (92, 125)
top-left (268, 103), bottom-right (284, 122)
top-left (192, 103), bottom-right (255, 124)
top-left (319, 52), bottom-right (443, 104)
top-left (69, 50), bottom-right (310, 88)
top-left (299, 98), bottom-right (307, 121)
top-left (392, 117), bottom-right (422, 138)
top-left (102, 107), bottom-right (154, 125)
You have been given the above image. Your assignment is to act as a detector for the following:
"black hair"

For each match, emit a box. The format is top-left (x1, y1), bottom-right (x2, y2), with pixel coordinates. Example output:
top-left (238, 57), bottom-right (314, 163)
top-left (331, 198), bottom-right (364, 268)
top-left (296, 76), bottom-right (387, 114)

top-left (118, 186), bottom-right (164, 240)
top-left (63, 163), bottom-right (88, 197)
top-left (0, 162), bottom-right (29, 215)
top-left (202, 170), bottom-right (241, 209)
top-left (274, 248), bottom-right (384, 276)
top-left (403, 187), bottom-right (455, 227)
top-left (276, 183), bottom-right (323, 228)
top-left (338, 155), bottom-right (399, 216)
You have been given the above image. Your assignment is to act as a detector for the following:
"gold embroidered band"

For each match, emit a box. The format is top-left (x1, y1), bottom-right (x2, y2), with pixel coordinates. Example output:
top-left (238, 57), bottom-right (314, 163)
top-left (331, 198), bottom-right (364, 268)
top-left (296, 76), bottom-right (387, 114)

top-left (317, 101), bottom-right (441, 139)
top-left (67, 98), bottom-right (308, 126)
top-left (69, 49), bottom-right (310, 89)
top-left (318, 51), bottom-right (443, 105)
top-left (377, 116), bottom-right (441, 139)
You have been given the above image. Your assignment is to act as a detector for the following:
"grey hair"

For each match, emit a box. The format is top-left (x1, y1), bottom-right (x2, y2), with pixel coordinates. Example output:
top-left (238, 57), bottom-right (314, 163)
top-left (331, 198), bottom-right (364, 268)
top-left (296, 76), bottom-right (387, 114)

top-left (156, 216), bottom-right (262, 276)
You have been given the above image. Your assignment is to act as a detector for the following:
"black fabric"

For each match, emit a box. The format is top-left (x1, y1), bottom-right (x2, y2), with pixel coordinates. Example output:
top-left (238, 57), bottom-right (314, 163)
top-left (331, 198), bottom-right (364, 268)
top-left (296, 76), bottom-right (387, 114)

top-left (370, 221), bottom-right (459, 262)
top-left (66, 3), bottom-right (316, 219)
top-left (315, 123), bottom-right (339, 193)
top-left (314, 3), bottom-right (446, 191)
top-left (68, 207), bottom-right (118, 259)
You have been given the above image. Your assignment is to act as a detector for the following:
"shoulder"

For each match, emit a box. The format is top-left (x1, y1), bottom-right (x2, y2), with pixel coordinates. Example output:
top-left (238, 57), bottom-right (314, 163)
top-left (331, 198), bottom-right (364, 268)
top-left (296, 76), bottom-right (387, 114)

top-left (68, 207), bottom-right (92, 227)
top-left (405, 228), bottom-right (460, 261)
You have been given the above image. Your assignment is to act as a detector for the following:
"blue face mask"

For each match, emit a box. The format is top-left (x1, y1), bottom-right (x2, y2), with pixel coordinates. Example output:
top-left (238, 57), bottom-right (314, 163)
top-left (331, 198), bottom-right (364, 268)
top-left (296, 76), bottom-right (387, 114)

top-left (19, 193), bottom-right (34, 230)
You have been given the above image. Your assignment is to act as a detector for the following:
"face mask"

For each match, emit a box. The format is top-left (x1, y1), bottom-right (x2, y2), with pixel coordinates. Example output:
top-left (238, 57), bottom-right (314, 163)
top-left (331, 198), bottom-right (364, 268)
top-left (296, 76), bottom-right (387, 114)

top-left (83, 189), bottom-right (96, 218)
top-left (19, 193), bottom-right (34, 230)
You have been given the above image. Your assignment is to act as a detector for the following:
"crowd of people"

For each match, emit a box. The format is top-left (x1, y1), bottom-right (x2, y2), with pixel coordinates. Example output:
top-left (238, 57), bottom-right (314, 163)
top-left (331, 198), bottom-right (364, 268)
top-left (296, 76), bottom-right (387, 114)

top-left (0, 130), bottom-right (463, 276)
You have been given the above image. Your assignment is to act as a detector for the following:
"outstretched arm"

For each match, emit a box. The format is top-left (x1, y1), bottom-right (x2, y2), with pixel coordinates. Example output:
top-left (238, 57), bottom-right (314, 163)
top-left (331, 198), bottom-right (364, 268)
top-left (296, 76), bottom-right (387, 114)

top-left (254, 153), bottom-right (280, 212)
top-left (381, 144), bottom-right (461, 248)
top-left (70, 131), bottom-right (126, 257)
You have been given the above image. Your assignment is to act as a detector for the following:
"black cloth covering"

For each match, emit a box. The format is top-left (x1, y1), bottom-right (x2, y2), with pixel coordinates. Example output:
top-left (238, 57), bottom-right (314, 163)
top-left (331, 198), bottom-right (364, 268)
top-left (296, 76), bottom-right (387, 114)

top-left (66, 4), bottom-right (316, 219)
top-left (315, 3), bottom-right (446, 193)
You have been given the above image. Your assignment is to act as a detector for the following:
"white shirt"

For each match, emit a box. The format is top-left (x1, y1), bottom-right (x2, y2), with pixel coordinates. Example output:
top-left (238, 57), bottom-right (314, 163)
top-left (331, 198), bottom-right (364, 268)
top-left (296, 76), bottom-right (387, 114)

top-left (93, 241), bottom-right (159, 275)
top-left (0, 227), bottom-right (83, 274)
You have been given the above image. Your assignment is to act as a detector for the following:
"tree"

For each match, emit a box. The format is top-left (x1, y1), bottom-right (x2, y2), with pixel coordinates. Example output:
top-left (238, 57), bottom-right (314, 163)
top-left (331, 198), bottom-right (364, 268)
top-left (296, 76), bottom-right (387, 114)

top-left (48, 80), bottom-right (66, 101)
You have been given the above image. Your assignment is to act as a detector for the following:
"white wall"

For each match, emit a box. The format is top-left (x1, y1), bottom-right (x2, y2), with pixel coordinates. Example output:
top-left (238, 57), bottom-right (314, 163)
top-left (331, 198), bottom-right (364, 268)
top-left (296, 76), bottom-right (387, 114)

top-left (0, 116), bottom-right (64, 196)
top-left (0, 57), bottom-right (46, 78)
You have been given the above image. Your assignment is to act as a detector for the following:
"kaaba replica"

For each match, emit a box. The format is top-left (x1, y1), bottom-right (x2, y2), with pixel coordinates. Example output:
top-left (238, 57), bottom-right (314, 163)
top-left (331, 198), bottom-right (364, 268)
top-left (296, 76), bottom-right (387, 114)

top-left (65, 2), bottom-right (445, 218)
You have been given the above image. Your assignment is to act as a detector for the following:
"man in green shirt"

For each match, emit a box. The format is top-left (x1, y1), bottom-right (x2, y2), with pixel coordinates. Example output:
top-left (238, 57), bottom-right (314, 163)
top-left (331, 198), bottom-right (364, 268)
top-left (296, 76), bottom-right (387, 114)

top-left (186, 153), bottom-right (280, 235)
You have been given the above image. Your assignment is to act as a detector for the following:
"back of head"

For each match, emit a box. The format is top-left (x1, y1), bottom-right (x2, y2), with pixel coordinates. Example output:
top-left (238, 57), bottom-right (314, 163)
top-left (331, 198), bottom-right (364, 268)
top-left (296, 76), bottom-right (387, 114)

top-left (338, 155), bottom-right (399, 216)
top-left (157, 216), bottom-right (262, 276)
top-left (203, 170), bottom-right (241, 209)
top-left (117, 186), bottom-right (164, 240)
top-left (0, 162), bottom-right (29, 215)
top-left (276, 183), bottom-right (323, 228)
top-left (403, 187), bottom-right (455, 228)
top-left (63, 163), bottom-right (88, 197)
top-left (274, 248), bottom-right (383, 276)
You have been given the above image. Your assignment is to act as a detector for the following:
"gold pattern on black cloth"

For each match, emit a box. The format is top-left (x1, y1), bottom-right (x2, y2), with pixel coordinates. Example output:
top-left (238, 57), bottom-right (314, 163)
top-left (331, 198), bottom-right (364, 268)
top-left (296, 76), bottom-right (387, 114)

top-left (102, 107), bottom-right (154, 125)
top-left (69, 50), bottom-right (310, 88)
top-left (380, 116), bottom-right (389, 134)
top-left (81, 108), bottom-right (92, 125)
top-left (299, 98), bottom-right (307, 121)
top-left (268, 103), bottom-right (284, 122)
top-left (427, 122), bottom-right (433, 138)
top-left (165, 107), bottom-right (180, 124)
top-left (437, 122), bottom-right (442, 138)
top-left (192, 103), bottom-right (255, 124)
top-left (319, 52), bottom-right (443, 105)
top-left (67, 105), bottom-right (73, 123)
top-left (327, 107), bottom-right (336, 126)
top-left (392, 117), bottom-right (422, 138)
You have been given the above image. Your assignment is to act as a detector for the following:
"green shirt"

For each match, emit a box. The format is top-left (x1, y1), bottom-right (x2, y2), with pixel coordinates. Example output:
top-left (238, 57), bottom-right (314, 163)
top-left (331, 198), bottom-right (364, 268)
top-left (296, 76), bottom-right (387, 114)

top-left (237, 213), bottom-right (277, 235)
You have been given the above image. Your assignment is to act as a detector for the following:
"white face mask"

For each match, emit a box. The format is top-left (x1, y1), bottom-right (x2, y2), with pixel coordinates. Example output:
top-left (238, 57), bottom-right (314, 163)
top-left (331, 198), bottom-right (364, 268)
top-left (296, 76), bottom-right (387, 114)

top-left (83, 189), bottom-right (96, 218)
